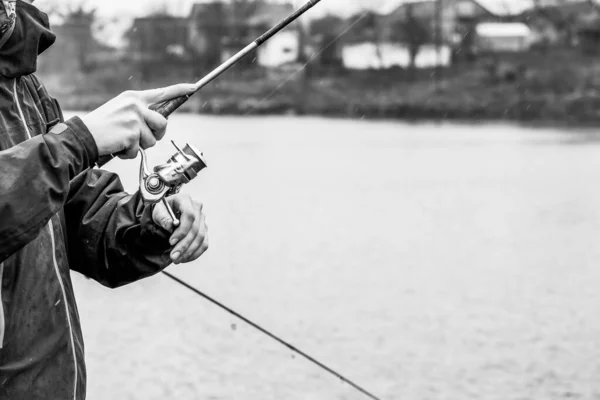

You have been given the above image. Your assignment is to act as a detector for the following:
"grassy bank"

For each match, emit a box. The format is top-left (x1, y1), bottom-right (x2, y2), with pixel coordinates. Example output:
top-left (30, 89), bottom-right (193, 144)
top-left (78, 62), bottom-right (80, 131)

top-left (40, 48), bottom-right (600, 127)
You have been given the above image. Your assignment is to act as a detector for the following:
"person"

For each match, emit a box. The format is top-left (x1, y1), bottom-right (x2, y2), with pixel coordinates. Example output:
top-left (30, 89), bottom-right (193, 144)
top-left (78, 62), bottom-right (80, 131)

top-left (0, 1), bottom-right (209, 398)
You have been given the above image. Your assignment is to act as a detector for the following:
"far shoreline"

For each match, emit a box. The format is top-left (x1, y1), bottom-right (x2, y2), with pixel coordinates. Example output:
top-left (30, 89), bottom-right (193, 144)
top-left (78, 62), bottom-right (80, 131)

top-left (61, 103), bottom-right (600, 132)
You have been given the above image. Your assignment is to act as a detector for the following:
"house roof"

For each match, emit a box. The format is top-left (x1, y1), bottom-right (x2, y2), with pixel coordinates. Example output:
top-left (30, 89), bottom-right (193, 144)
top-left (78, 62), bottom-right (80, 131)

top-left (245, 2), bottom-right (295, 27)
top-left (475, 0), bottom-right (534, 16)
top-left (190, 2), bottom-right (227, 24)
top-left (339, 11), bottom-right (384, 44)
top-left (520, 0), bottom-right (600, 29)
top-left (189, 1), bottom-right (297, 29)
top-left (384, 0), bottom-right (534, 18)
top-left (309, 14), bottom-right (346, 37)
top-left (476, 22), bottom-right (531, 37)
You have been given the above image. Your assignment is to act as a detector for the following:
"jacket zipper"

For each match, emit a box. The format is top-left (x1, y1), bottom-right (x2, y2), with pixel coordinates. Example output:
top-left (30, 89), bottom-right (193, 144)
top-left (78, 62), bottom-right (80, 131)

top-left (48, 220), bottom-right (78, 400)
top-left (13, 78), bottom-right (78, 399)
top-left (13, 79), bottom-right (31, 139)
top-left (0, 262), bottom-right (4, 349)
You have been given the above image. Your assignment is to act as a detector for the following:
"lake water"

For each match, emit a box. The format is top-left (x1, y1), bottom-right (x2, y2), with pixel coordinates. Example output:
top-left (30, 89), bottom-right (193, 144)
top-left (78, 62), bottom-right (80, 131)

top-left (66, 114), bottom-right (600, 400)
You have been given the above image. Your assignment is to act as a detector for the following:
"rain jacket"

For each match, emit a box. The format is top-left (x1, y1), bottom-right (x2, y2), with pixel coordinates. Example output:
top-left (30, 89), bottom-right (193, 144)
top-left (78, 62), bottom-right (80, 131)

top-left (0, 2), bottom-right (174, 399)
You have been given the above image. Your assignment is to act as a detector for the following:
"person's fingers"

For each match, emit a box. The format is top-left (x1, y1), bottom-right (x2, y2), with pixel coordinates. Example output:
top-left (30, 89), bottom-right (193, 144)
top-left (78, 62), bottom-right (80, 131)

top-left (180, 225), bottom-right (209, 264)
top-left (139, 123), bottom-right (157, 149)
top-left (171, 222), bottom-right (200, 264)
top-left (152, 202), bottom-right (176, 233)
top-left (178, 214), bottom-right (207, 262)
top-left (136, 83), bottom-right (197, 105)
top-left (177, 228), bottom-right (203, 264)
top-left (119, 140), bottom-right (139, 159)
top-left (168, 196), bottom-right (197, 260)
top-left (141, 108), bottom-right (168, 141)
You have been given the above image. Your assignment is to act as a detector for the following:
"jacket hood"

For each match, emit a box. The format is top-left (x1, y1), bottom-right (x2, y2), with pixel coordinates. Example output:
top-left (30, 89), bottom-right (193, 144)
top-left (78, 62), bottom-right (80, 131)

top-left (0, 0), bottom-right (55, 78)
top-left (0, 1), bottom-right (17, 50)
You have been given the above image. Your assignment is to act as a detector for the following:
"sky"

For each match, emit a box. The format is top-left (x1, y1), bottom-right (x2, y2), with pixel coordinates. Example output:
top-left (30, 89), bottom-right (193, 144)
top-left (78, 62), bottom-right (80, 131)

top-left (35, 0), bottom-right (537, 18)
top-left (32, 0), bottom-right (544, 47)
top-left (36, 0), bottom-right (398, 17)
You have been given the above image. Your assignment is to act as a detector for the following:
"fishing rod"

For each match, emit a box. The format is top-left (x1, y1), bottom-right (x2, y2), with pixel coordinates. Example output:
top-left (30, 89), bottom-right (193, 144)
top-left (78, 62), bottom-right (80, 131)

top-left (96, 0), bottom-right (322, 168)
top-left (162, 271), bottom-right (384, 400)
top-left (96, 2), bottom-right (383, 398)
top-left (95, 0), bottom-right (325, 219)
top-left (152, 0), bottom-right (324, 117)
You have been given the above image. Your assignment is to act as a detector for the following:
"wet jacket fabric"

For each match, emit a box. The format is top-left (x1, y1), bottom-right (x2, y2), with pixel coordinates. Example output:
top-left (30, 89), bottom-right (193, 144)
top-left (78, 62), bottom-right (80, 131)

top-left (0, 4), bottom-right (173, 399)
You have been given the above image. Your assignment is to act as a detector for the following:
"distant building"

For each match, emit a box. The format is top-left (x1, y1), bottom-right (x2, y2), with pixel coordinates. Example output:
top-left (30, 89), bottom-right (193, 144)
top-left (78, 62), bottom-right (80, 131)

top-left (307, 15), bottom-right (345, 66)
top-left (522, 12), bottom-right (562, 47)
top-left (188, 1), bottom-right (300, 69)
top-left (127, 15), bottom-right (190, 62)
top-left (381, 0), bottom-right (522, 44)
top-left (577, 15), bottom-right (600, 54)
top-left (245, 2), bottom-right (300, 67)
top-left (341, 42), bottom-right (452, 70)
top-left (474, 22), bottom-right (533, 52)
top-left (520, 0), bottom-right (600, 47)
top-left (188, 2), bottom-right (227, 70)
top-left (376, 0), bottom-right (520, 62)
top-left (40, 13), bottom-right (117, 75)
top-left (339, 9), bottom-right (451, 70)
top-left (472, 0), bottom-right (533, 17)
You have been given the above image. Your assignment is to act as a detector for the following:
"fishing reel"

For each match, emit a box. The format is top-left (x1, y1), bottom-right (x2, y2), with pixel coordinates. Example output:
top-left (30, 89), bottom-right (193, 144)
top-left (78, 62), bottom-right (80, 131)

top-left (139, 141), bottom-right (207, 226)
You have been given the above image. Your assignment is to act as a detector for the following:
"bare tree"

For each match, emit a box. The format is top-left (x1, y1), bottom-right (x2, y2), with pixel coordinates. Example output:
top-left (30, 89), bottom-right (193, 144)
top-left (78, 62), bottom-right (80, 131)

top-left (530, 0), bottom-right (580, 47)
top-left (36, 0), bottom-right (97, 71)
top-left (35, 0), bottom-right (94, 19)
top-left (229, 0), bottom-right (262, 44)
top-left (393, 4), bottom-right (431, 71)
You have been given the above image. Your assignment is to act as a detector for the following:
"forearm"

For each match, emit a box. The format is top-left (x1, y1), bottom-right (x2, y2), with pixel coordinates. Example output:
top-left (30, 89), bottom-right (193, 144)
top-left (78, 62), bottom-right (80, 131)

top-left (66, 170), bottom-right (172, 288)
top-left (0, 118), bottom-right (98, 262)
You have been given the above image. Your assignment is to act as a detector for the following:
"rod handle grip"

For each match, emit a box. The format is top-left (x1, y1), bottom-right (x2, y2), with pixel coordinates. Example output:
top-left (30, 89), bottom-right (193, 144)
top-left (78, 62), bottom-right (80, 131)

top-left (150, 94), bottom-right (192, 118)
top-left (95, 94), bottom-right (193, 168)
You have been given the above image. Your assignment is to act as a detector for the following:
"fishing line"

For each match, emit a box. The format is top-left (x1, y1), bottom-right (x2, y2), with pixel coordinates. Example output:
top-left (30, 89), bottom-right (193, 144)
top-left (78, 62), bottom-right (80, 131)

top-left (242, 11), bottom-right (371, 116)
top-left (155, 6), bottom-right (384, 400)
top-left (161, 270), bottom-right (384, 400)
top-left (93, 2), bottom-right (384, 398)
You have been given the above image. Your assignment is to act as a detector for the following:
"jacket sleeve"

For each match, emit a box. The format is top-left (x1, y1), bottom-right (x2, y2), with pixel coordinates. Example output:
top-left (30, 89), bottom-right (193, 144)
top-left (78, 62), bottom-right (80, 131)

top-left (64, 168), bottom-right (174, 289)
top-left (0, 117), bottom-right (98, 263)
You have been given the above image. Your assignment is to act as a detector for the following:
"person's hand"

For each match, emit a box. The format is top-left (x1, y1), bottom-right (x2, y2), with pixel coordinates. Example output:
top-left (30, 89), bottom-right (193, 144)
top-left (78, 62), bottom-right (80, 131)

top-left (81, 83), bottom-right (196, 159)
top-left (152, 194), bottom-right (209, 264)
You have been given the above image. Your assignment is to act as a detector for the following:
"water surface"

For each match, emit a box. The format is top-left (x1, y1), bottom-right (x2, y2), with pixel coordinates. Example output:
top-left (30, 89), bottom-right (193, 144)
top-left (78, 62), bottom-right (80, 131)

top-left (66, 115), bottom-right (600, 400)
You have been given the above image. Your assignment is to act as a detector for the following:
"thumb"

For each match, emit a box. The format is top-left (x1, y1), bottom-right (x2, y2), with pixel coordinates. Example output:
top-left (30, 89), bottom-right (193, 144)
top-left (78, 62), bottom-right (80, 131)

top-left (152, 202), bottom-right (175, 233)
top-left (137, 83), bottom-right (197, 105)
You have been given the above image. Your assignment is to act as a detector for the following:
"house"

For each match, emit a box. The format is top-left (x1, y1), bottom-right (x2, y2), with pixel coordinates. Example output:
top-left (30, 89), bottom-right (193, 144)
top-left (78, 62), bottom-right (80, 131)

top-left (340, 41), bottom-right (452, 70)
top-left (474, 22), bottom-right (533, 52)
top-left (521, 10), bottom-right (562, 46)
top-left (339, 9), bottom-right (452, 70)
top-left (245, 2), bottom-right (301, 67)
top-left (307, 14), bottom-right (345, 66)
top-left (577, 14), bottom-right (600, 54)
top-left (520, 0), bottom-right (600, 47)
top-left (474, 0), bottom-right (533, 17)
top-left (381, 0), bottom-right (454, 45)
top-left (377, 0), bottom-right (525, 62)
top-left (127, 15), bottom-right (190, 62)
top-left (188, 1), bottom-right (301, 69)
top-left (39, 11), bottom-right (117, 74)
top-left (188, 2), bottom-right (228, 69)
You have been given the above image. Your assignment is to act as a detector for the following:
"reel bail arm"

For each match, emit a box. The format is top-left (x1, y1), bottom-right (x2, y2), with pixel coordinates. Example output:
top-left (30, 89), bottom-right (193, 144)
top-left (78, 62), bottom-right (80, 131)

top-left (139, 141), bottom-right (207, 226)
